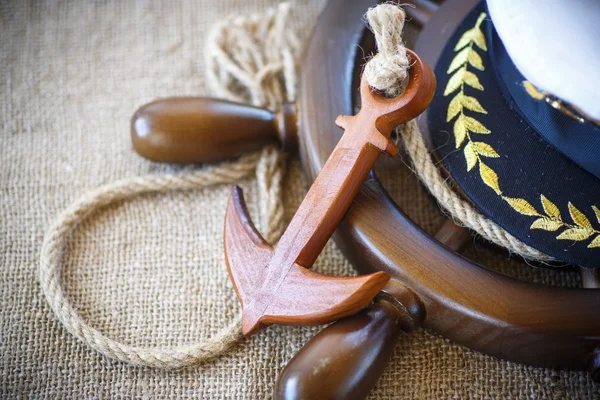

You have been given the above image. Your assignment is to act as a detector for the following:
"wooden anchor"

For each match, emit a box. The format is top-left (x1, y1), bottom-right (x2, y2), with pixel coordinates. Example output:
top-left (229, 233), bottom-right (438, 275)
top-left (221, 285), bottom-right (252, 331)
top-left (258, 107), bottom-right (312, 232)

top-left (130, 49), bottom-right (436, 396)
top-left (223, 49), bottom-right (436, 335)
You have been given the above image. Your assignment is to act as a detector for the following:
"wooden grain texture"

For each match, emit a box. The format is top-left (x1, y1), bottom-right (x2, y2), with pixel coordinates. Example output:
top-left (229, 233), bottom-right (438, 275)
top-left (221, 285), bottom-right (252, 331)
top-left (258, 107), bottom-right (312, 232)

top-left (224, 54), bottom-right (435, 335)
top-left (299, 0), bottom-right (600, 375)
top-left (224, 186), bottom-right (389, 335)
top-left (274, 300), bottom-right (409, 400)
top-left (131, 97), bottom-right (298, 163)
top-left (273, 221), bottom-right (467, 400)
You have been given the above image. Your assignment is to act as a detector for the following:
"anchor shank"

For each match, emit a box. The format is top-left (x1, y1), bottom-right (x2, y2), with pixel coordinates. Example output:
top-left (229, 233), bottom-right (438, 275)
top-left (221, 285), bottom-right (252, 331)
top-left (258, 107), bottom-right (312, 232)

top-left (254, 112), bottom-right (397, 308)
top-left (280, 136), bottom-right (384, 269)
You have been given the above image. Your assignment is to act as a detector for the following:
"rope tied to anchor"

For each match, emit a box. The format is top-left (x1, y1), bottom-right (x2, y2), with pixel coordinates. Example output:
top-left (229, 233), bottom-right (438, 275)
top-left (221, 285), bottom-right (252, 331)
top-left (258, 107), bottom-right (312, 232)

top-left (363, 4), bottom-right (551, 261)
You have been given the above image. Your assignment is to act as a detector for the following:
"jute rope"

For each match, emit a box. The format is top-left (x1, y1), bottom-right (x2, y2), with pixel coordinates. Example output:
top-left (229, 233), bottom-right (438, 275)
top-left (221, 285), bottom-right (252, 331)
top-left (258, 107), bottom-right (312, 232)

top-left (39, 155), bottom-right (256, 368)
top-left (205, 2), bottom-right (299, 110)
top-left (39, 3), bottom-right (297, 368)
top-left (364, 4), bottom-right (552, 261)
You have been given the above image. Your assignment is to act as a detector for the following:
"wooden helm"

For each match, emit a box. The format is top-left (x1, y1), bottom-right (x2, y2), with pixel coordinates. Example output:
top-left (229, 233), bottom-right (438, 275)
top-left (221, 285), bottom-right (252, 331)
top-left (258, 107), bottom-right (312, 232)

top-left (131, 0), bottom-right (600, 398)
top-left (281, 0), bottom-right (600, 397)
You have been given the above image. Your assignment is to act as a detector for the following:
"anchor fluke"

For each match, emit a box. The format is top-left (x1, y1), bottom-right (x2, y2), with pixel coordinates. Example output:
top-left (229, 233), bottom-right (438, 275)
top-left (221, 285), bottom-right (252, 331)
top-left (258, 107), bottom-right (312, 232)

top-left (224, 186), bottom-right (390, 335)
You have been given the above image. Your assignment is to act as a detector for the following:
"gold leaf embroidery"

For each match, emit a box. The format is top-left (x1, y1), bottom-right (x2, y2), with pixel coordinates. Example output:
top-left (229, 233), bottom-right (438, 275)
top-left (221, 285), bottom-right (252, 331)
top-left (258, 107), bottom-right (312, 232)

top-left (468, 50), bottom-right (484, 71)
top-left (454, 29), bottom-right (475, 51)
top-left (557, 228), bottom-right (594, 241)
top-left (525, 196), bottom-right (600, 245)
top-left (541, 195), bottom-right (561, 220)
top-left (472, 13), bottom-right (488, 50)
top-left (444, 11), bottom-right (600, 254)
top-left (569, 202), bottom-right (592, 229)
top-left (589, 236), bottom-right (600, 248)
top-left (445, 68), bottom-right (465, 96)
top-left (447, 47), bottom-right (470, 74)
top-left (461, 95), bottom-right (487, 114)
top-left (593, 205), bottom-right (600, 224)
top-left (472, 29), bottom-right (487, 51)
top-left (454, 115), bottom-right (467, 148)
top-left (504, 197), bottom-right (539, 216)
top-left (463, 116), bottom-right (490, 134)
top-left (463, 71), bottom-right (484, 91)
top-left (454, 13), bottom-right (487, 51)
top-left (473, 142), bottom-right (499, 158)
top-left (446, 15), bottom-right (500, 196)
top-left (479, 162), bottom-right (501, 194)
top-left (504, 195), bottom-right (600, 244)
top-left (530, 218), bottom-right (562, 231)
top-left (464, 142), bottom-right (477, 171)
top-left (447, 93), bottom-right (463, 122)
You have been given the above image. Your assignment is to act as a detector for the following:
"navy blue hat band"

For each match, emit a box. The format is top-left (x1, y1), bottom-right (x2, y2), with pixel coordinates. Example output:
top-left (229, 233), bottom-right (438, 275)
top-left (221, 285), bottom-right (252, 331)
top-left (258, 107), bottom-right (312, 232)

top-left (487, 17), bottom-right (600, 180)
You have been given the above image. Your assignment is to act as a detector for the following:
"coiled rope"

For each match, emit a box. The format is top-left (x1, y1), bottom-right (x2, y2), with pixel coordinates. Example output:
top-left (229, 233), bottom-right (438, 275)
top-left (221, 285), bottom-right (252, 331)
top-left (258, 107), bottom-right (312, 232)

top-left (39, 3), bottom-right (298, 368)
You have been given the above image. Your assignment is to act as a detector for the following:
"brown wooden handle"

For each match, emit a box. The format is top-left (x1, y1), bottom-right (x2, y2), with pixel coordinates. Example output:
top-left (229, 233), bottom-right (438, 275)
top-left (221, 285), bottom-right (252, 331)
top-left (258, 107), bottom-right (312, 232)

top-left (274, 221), bottom-right (466, 400)
top-left (274, 281), bottom-right (425, 400)
top-left (274, 300), bottom-right (406, 400)
top-left (131, 97), bottom-right (297, 164)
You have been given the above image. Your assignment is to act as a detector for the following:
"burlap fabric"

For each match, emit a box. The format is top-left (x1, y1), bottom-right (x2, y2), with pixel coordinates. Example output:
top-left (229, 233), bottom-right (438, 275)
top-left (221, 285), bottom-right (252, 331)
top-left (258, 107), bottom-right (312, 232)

top-left (1, 0), bottom-right (598, 398)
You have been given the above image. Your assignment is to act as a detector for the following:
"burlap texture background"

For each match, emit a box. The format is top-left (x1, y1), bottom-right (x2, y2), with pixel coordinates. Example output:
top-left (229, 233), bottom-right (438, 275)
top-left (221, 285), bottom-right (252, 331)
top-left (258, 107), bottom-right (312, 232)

top-left (1, 0), bottom-right (598, 398)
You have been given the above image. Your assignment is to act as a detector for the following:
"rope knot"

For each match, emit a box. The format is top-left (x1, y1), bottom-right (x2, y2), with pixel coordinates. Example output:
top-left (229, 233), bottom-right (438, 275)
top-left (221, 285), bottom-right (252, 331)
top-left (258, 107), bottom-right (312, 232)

top-left (364, 4), bottom-right (409, 97)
